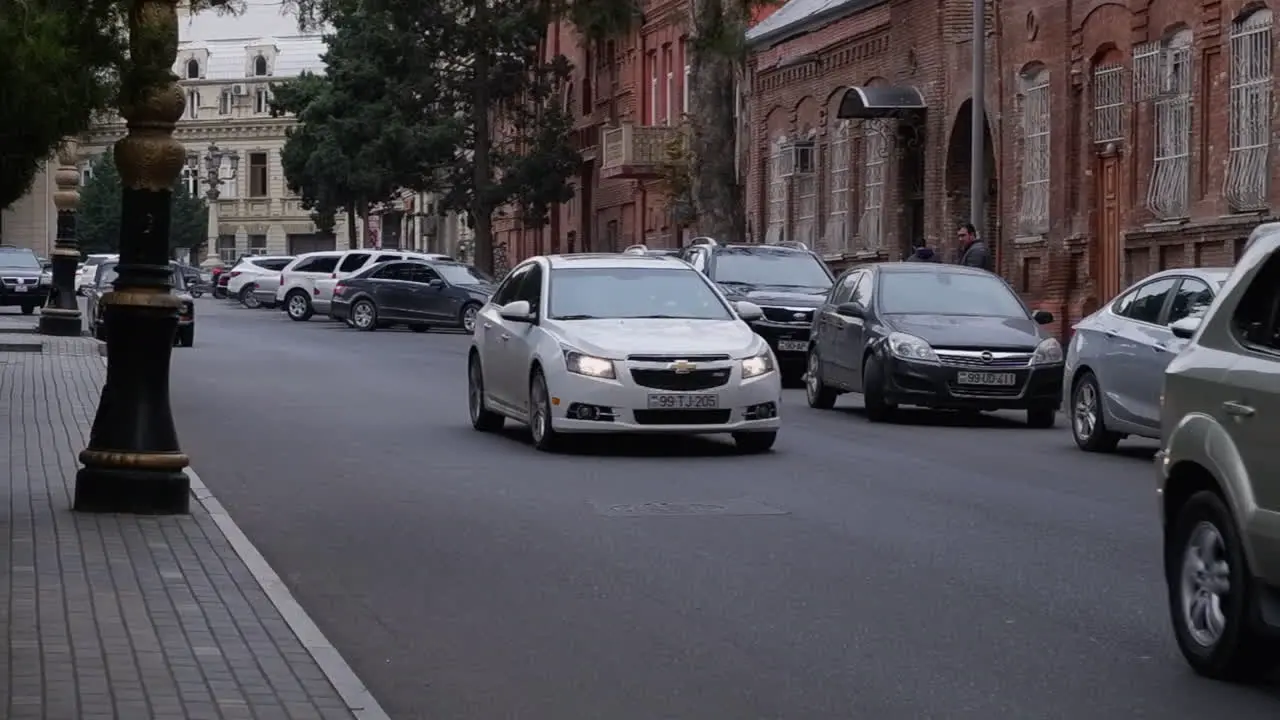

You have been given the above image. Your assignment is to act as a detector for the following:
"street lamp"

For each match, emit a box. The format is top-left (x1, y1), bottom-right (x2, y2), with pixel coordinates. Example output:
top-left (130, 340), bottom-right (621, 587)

top-left (199, 142), bottom-right (239, 269)
top-left (37, 138), bottom-right (84, 336)
top-left (75, 0), bottom-right (193, 515)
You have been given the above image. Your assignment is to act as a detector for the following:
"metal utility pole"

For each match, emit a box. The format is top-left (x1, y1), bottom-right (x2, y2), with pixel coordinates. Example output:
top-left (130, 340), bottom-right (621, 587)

top-left (969, 0), bottom-right (986, 238)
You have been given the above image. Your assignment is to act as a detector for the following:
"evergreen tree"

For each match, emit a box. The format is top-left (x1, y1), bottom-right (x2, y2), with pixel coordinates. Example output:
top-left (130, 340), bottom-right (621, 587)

top-left (76, 150), bottom-right (208, 256)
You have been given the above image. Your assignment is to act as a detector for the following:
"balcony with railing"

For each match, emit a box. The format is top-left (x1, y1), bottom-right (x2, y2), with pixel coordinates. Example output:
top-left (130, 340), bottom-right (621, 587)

top-left (600, 123), bottom-right (681, 179)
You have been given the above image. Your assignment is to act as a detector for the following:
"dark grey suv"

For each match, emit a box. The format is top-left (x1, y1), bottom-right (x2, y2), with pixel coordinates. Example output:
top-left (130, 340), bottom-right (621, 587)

top-left (0, 246), bottom-right (51, 314)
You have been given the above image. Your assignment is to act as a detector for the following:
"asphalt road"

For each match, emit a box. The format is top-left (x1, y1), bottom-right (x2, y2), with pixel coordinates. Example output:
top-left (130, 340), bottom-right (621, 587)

top-left (169, 298), bottom-right (1280, 720)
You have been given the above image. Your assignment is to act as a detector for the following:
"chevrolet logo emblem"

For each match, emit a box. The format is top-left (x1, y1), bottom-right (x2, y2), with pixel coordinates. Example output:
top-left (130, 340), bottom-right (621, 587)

top-left (670, 360), bottom-right (697, 374)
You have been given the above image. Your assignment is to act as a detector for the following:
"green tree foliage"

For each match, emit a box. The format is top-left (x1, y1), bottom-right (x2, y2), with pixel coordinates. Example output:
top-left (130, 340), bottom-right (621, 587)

top-left (0, 0), bottom-right (125, 212)
top-left (283, 0), bottom-right (580, 273)
top-left (76, 150), bottom-right (207, 256)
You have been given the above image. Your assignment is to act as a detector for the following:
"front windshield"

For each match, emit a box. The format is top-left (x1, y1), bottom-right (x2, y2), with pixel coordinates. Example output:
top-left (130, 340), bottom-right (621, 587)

top-left (0, 251), bottom-right (40, 269)
top-left (549, 267), bottom-right (733, 320)
top-left (879, 271), bottom-right (1029, 317)
top-left (436, 264), bottom-right (491, 285)
top-left (713, 249), bottom-right (832, 288)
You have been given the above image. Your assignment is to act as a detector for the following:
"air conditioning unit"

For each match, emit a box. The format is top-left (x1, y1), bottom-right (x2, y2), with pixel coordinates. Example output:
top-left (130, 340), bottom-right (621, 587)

top-left (231, 84), bottom-right (248, 97)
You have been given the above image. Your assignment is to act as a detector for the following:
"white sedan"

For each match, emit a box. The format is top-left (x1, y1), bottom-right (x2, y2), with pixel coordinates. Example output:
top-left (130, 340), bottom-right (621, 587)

top-left (467, 253), bottom-right (783, 453)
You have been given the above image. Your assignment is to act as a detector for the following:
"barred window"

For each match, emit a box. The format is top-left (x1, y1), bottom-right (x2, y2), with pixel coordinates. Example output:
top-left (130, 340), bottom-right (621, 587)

top-left (1226, 9), bottom-right (1272, 212)
top-left (1092, 64), bottom-right (1125, 144)
top-left (1018, 65), bottom-right (1050, 235)
top-left (824, 120), bottom-right (852, 254)
top-left (857, 121), bottom-right (889, 252)
top-left (765, 137), bottom-right (786, 244)
top-left (1145, 30), bottom-right (1193, 220)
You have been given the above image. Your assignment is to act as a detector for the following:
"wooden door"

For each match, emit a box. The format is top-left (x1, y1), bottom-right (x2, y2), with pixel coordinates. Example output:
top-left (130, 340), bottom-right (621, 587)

top-left (1094, 155), bottom-right (1123, 301)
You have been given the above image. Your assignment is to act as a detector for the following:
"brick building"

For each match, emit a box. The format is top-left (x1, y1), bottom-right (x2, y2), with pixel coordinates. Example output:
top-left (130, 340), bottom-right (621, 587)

top-left (997, 0), bottom-right (1272, 335)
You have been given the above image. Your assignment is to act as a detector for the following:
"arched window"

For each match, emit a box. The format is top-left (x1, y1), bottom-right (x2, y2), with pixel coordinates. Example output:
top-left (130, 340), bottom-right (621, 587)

top-left (1145, 29), bottom-right (1194, 219)
top-left (765, 135), bottom-right (787, 244)
top-left (1017, 64), bottom-right (1050, 235)
top-left (253, 55), bottom-right (269, 77)
top-left (1226, 8), bottom-right (1272, 211)
top-left (186, 58), bottom-right (200, 79)
top-left (858, 121), bottom-right (889, 252)
top-left (824, 120), bottom-right (852, 253)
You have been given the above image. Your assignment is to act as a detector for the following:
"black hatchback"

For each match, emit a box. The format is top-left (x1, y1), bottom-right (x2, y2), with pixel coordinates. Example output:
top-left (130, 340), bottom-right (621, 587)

top-left (804, 263), bottom-right (1064, 427)
top-left (330, 259), bottom-right (495, 332)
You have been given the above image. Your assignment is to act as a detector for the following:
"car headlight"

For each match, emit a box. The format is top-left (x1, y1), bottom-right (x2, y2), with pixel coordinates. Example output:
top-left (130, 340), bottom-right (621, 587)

top-left (564, 349), bottom-right (615, 379)
top-left (741, 349), bottom-right (775, 379)
top-left (1031, 337), bottom-right (1063, 365)
top-left (886, 332), bottom-right (938, 363)
top-left (39, 274), bottom-right (52, 285)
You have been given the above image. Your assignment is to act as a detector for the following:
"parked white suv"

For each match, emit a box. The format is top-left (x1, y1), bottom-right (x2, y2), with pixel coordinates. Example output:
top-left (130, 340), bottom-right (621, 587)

top-left (76, 254), bottom-right (117, 294)
top-left (225, 255), bottom-right (294, 308)
top-left (1158, 221), bottom-right (1280, 681)
top-left (277, 249), bottom-right (452, 321)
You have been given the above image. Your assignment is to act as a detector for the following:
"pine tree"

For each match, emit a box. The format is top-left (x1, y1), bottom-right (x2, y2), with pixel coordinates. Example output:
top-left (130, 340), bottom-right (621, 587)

top-left (76, 150), bottom-right (208, 256)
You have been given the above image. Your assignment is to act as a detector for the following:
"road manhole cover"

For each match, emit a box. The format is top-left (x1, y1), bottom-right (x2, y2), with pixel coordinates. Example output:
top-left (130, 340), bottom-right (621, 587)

top-left (593, 499), bottom-right (787, 517)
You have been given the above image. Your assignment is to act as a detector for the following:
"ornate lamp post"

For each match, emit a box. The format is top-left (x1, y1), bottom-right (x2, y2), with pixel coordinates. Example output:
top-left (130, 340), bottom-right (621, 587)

top-left (199, 143), bottom-right (238, 269)
top-left (38, 139), bottom-right (84, 336)
top-left (75, 0), bottom-right (192, 514)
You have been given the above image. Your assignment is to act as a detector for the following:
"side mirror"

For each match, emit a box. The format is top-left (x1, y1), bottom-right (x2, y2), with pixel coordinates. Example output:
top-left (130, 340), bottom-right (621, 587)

top-left (498, 299), bottom-right (535, 322)
top-left (734, 300), bottom-right (763, 322)
top-left (1169, 316), bottom-right (1201, 339)
top-left (427, 278), bottom-right (444, 288)
top-left (835, 302), bottom-right (864, 319)
top-left (1033, 309), bottom-right (1054, 325)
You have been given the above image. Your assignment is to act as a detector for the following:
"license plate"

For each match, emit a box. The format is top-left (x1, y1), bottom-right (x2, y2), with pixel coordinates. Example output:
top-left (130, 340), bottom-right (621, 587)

top-left (647, 394), bottom-right (719, 409)
top-left (14, 286), bottom-right (27, 292)
top-left (777, 340), bottom-right (807, 352)
top-left (956, 371), bottom-right (1017, 386)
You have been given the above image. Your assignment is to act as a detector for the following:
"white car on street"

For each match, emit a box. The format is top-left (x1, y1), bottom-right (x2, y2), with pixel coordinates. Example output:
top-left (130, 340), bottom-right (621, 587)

top-left (466, 253), bottom-right (782, 452)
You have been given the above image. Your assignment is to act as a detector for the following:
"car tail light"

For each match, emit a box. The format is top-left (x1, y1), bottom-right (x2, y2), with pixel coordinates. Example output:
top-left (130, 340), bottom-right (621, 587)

top-left (330, 272), bottom-right (337, 279)
top-left (333, 284), bottom-right (346, 296)
top-left (279, 273), bottom-right (284, 285)
top-left (229, 271), bottom-right (241, 278)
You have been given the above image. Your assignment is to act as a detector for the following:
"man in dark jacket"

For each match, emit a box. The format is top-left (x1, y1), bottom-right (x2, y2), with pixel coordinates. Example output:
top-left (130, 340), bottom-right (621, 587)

top-left (905, 237), bottom-right (940, 262)
top-left (956, 222), bottom-right (993, 271)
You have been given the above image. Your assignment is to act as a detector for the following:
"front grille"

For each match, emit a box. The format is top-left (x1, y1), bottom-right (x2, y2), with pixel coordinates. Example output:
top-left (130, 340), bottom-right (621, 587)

top-left (633, 409), bottom-right (732, 425)
top-left (631, 368), bottom-right (731, 391)
top-left (626, 354), bottom-right (730, 362)
top-left (946, 383), bottom-right (1025, 398)
top-left (935, 350), bottom-right (1033, 368)
top-left (1, 277), bottom-right (37, 286)
top-left (761, 306), bottom-right (814, 324)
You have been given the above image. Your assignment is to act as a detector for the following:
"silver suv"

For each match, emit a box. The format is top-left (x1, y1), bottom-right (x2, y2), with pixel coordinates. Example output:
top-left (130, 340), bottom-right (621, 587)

top-left (1159, 222), bottom-right (1280, 680)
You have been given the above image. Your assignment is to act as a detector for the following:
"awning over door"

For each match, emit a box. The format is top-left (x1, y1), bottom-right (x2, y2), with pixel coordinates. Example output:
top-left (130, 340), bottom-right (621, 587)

top-left (836, 85), bottom-right (927, 119)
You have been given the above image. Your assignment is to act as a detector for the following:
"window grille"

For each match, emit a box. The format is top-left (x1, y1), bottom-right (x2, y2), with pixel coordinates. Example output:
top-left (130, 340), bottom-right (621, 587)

top-left (1146, 32), bottom-right (1193, 220)
top-left (824, 120), bottom-right (852, 254)
top-left (765, 138), bottom-right (786, 244)
top-left (795, 171), bottom-right (817, 248)
top-left (1131, 41), bottom-right (1161, 101)
top-left (1226, 10), bottom-right (1272, 212)
top-left (1019, 70), bottom-right (1050, 235)
top-left (857, 121), bottom-right (889, 252)
top-left (1092, 64), bottom-right (1125, 144)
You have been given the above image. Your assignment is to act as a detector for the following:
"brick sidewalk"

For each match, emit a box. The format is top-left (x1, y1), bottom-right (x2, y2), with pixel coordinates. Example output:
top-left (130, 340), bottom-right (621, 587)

top-left (1, 319), bottom-right (372, 720)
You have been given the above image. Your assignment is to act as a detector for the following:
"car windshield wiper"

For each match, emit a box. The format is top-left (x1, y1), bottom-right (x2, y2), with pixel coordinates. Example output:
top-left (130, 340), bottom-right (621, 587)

top-left (628, 314), bottom-right (700, 319)
top-left (555, 314), bottom-right (599, 320)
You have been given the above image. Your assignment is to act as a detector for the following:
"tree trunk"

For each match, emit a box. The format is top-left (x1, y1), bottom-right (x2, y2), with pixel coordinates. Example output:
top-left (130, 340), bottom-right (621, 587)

top-left (688, 0), bottom-right (746, 241)
top-left (471, 0), bottom-right (495, 275)
top-left (346, 207), bottom-right (357, 249)
top-left (359, 202), bottom-right (371, 248)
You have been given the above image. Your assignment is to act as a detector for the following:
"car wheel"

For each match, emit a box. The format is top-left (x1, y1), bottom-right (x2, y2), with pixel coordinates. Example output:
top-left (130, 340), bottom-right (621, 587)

top-left (1026, 406), bottom-right (1056, 429)
top-left (862, 354), bottom-right (894, 422)
top-left (239, 284), bottom-right (261, 309)
top-left (805, 349), bottom-right (838, 410)
top-left (528, 370), bottom-right (562, 452)
top-left (20, 304), bottom-right (36, 315)
top-left (459, 303), bottom-right (480, 333)
top-left (1167, 490), bottom-right (1274, 680)
top-left (468, 354), bottom-right (505, 432)
top-left (285, 290), bottom-right (313, 321)
top-left (732, 431), bottom-right (777, 454)
top-left (176, 326), bottom-right (194, 347)
top-left (351, 299), bottom-right (378, 331)
top-left (410, 324), bottom-right (430, 333)
top-left (1071, 372), bottom-right (1121, 451)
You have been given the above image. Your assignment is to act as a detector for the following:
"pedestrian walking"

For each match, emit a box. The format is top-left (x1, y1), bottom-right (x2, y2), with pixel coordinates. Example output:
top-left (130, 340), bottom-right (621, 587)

top-left (905, 237), bottom-right (941, 262)
top-left (956, 222), bottom-right (993, 271)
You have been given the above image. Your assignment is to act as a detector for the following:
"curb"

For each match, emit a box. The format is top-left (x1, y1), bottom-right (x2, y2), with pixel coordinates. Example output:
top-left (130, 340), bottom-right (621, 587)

top-left (186, 468), bottom-right (391, 720)
top-left (92, 355), bottom-right (388, 719)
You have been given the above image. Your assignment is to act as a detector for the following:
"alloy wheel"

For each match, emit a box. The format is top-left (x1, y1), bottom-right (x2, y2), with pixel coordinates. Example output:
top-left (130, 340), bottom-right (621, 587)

top-left (353, 301), bottom-right (374, 329)
top-left (462, 306), bottom-right (478, 333)
top-left (530, 379), bottom-right (548, 444)
top-left (805, 352), bottom-right (820, 399)
top-left (1073, 381), bottom-right (1098, 440)
top-left (468, 360), bottom-right (483, 423)
top-left (1180, 521), bottom-right (1231, 648)
top-left (287, 294), bottom-right (307, 318)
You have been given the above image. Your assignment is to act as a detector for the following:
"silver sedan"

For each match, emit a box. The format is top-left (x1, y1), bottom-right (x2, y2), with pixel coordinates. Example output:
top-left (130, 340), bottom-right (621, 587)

top-left (1063, 267), bottom-right (1230, 452)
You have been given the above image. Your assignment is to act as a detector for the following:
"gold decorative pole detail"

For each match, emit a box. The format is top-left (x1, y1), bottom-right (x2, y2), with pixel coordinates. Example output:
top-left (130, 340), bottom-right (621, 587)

top-left (38, 139), bottom-right (84, 335)
top-left (75, 0), bottom-right (192, 515)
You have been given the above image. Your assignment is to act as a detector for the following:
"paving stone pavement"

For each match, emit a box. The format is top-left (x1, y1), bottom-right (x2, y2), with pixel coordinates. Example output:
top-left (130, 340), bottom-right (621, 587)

top-left (0, 326), bottom-right (360, 720)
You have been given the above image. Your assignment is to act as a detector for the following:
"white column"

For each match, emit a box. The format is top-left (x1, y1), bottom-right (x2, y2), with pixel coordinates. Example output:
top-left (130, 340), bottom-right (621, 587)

top-left (201, 197), bottom-right (220, 267)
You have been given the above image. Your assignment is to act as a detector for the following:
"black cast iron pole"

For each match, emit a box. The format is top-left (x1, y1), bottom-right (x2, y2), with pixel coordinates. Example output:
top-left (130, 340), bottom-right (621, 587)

top-left (75, 0), bottom-right (191, 515)
top-left (38, 140), bottom-right (85, 336)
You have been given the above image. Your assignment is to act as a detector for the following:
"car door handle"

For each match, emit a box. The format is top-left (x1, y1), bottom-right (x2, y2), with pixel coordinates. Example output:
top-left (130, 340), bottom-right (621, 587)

top-left (1154, 342), bottom-right (1169, 352)
top-left (500, 333), bottom-right (510, 341)
top-left (483, 322), bottom-right (493, 329)
top-left (1222, 401), bottom-right (1255, 418)
top-left (1103, 331), bottom-right (1117, 339)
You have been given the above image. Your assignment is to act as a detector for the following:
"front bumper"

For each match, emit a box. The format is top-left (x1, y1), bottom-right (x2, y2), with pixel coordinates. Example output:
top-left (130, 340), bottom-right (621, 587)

top-left (0, 285), bottom-right (50, 305)
top-left (882, 354), bottom-right (1064, 410)
top-left (750, 320), bottom-right (812, 369)
top-left (547, 361), bottom-right (782, 434)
